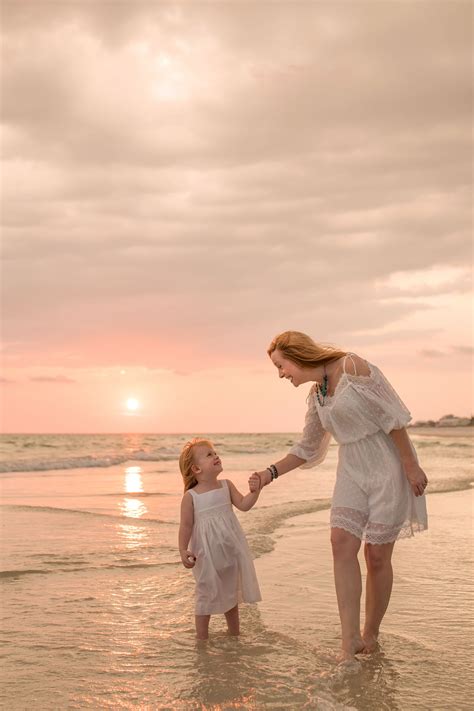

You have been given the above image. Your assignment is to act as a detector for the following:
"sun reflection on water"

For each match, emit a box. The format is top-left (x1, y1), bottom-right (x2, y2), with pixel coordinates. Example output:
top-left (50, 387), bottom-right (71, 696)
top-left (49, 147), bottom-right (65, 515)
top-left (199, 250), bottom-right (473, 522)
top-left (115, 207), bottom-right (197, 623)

top-left (124, 466), bottom-right (144, 494)
top-left (117, 520), bottom-right (149, 549)
top-left (120, 498), bottom-right (148, 518)
top-left (118, 466), bottom-right (148, 520)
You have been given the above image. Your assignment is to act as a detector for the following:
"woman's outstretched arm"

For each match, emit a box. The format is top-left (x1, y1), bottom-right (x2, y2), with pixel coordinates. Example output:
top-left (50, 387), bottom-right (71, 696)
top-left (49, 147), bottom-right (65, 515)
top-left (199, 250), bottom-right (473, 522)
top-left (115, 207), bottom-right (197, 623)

top-left (250, 398), bottom-right (331, 490)
top-left (249, 453), bottom-right (306, 490)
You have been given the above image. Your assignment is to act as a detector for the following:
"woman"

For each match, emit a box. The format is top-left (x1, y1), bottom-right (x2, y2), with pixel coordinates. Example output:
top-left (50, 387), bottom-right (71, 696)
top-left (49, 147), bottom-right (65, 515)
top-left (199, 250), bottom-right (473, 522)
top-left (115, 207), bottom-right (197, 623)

top-left (249, 331), bottom-right (428, 661)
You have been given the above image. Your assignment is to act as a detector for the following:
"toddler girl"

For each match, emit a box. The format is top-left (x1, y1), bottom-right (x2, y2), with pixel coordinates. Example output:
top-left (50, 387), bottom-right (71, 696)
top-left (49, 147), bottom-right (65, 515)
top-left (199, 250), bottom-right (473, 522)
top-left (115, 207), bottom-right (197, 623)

top-left (178, 438), bottom-right (261, 640)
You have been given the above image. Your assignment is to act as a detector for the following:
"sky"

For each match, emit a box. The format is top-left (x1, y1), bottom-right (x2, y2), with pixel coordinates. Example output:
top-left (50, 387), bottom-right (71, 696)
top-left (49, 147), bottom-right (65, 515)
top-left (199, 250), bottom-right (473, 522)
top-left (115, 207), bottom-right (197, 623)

top-left (1, 0), bottom-right (472, 433)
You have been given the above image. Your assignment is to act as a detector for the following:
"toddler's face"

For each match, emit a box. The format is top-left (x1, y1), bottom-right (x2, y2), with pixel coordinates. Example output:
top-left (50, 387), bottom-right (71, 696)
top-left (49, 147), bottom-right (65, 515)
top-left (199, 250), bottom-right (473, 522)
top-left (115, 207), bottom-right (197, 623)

top-left (192, 445), bottom-right (223, 477)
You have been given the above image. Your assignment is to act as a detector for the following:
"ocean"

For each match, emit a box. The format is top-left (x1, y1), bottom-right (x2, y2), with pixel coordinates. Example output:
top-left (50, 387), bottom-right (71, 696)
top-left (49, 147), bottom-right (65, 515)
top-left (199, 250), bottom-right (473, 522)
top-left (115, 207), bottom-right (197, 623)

top-left (1, 428), bottom-right (472, 710)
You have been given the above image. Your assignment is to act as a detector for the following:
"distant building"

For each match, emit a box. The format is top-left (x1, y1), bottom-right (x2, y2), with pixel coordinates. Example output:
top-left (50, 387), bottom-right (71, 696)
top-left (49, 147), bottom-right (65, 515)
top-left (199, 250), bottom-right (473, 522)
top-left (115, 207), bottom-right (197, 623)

top-left (410, 420), bottom-right (436, 428)
top-left (436, 415), bottom-right (472, 427)
top-left (411, 415), bottom-right (473, 427)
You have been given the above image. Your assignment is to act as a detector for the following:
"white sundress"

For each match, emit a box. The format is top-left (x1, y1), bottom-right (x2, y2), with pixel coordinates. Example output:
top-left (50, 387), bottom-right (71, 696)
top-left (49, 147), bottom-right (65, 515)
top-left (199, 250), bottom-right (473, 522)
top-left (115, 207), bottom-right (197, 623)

top-left (289, 355), bottom-right (428, 544)
top-left (189, 480), bottom-right (262, 615)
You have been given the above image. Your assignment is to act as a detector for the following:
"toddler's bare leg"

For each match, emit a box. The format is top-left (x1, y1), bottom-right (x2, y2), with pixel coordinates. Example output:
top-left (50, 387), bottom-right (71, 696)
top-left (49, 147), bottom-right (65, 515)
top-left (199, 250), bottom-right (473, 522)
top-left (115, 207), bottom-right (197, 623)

top-left (363, 541), bottom-right (395, 652)
top-left (224, 604), bottom-right (240, 636)
top-left (195, 614), bottom-right (210, 640)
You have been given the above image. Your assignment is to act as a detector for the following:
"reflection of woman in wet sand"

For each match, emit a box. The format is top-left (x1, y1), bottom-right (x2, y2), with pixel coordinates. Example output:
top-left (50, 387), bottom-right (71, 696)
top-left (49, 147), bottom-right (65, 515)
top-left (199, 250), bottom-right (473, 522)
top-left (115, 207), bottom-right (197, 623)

top-left (249, 331), bottom-right (428, 661)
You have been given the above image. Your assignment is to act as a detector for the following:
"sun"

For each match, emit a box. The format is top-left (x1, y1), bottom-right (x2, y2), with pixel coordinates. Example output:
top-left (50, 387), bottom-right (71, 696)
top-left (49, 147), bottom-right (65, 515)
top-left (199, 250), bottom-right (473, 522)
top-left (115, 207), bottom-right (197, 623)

top-left (126, 398), bottom-right (140, 412)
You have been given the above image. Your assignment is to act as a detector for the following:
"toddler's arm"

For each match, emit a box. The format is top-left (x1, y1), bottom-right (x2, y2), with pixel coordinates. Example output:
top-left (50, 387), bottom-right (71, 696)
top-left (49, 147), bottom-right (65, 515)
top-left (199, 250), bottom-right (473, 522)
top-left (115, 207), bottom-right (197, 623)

top-left (178, 492), bottom-right (196, 568)
top-left (227, 479), bottom-right (260, 511)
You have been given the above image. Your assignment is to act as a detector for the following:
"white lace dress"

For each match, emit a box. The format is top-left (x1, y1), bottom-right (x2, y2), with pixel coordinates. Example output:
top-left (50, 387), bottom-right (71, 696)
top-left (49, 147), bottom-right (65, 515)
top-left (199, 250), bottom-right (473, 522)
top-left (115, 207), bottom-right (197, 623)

top-left (189, 480), bottom-right (262, 615)
top-left (289, 356), bottom-right (428, 544)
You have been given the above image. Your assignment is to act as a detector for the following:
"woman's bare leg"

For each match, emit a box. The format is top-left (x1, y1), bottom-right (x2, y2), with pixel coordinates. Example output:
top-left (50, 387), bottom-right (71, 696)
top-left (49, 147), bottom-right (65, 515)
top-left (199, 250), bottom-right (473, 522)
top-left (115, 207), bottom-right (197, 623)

top-left (331, 527), bottom-right (365, 660)
top-left (195, 614), bottom-right (211, 640)
top-left (224, 604), bottom-right (240, 636)
top-left (362, 541), bottom-right (395, 652)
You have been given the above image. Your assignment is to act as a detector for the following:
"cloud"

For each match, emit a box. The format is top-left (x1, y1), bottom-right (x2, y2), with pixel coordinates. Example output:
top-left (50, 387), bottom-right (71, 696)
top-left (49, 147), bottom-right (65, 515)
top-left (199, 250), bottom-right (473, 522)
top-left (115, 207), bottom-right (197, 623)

top-left (420, 349), bottom-right (446, 359)
top-left (29, 375), bottom-right (77, 383)
top-left (452, 346), bottom-right (474, 356)
top-left (1, 1), bottom-right (471, 372)
top-left (419, 345), bottom-right (473, 360)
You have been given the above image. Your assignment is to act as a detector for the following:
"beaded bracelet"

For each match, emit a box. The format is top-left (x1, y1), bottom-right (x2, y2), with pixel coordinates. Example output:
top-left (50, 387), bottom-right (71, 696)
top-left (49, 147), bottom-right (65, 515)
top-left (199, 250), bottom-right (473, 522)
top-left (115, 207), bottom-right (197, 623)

top-left (266, 464), bottom-right (279, 481)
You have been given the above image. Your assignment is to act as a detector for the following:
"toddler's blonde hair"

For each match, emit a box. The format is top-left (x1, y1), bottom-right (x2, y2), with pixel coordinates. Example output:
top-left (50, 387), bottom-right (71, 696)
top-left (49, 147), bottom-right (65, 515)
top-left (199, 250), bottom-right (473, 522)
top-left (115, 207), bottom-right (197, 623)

top-left (268, 331), bottom-right (346, 367)
top-left (179, 438), bottom-right (213, 492)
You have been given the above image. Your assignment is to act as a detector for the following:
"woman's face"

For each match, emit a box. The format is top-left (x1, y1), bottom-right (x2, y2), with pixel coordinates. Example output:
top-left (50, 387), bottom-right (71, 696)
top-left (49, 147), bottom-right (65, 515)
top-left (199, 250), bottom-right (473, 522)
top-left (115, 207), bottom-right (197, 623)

top-left (270, 349), bottom-right (309, 387)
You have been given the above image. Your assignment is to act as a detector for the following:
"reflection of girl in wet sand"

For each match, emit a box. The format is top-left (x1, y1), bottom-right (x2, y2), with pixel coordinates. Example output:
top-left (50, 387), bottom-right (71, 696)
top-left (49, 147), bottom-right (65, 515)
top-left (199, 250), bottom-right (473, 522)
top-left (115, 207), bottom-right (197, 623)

top-left (179, 438), bottom-right (261, 640)
top-left (249, 331), bottom-right (428, 661)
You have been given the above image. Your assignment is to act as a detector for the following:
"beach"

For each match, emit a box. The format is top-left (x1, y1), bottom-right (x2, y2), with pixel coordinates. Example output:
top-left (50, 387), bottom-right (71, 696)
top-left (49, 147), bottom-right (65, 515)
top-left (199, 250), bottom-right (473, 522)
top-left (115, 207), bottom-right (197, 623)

top-left (1, 429), bottom-right (473, 710)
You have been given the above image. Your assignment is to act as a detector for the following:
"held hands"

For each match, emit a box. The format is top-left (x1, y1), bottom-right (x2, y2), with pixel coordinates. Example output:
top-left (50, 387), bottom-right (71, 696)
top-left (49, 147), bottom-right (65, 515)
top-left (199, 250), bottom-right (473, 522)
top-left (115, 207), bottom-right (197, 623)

top-left (403, 462), bottom-right (429, 497)
top-left (180, 550), bottom-right (196, 568)
top-left (248, 474), bottom-right (260, 493)
top-left (248, 470), bottom-right (272, 492)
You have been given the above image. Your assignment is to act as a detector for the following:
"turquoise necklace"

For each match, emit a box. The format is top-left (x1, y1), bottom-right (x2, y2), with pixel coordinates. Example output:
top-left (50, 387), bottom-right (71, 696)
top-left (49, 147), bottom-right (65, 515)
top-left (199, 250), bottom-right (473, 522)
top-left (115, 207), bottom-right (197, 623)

top-left (315, 365), bottom-right (328, 406)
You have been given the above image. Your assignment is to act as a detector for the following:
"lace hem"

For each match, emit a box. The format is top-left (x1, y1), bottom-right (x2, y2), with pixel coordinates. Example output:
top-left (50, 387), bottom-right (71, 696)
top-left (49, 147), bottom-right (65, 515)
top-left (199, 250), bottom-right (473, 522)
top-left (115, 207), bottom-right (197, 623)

top-left (330, 511), bottom-right (427, 545)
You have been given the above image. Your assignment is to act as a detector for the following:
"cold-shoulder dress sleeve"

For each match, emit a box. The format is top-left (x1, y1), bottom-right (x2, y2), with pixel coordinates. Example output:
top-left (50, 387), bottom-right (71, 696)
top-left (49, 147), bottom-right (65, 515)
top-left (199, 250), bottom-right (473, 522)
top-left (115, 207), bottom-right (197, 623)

top-left (349, 364), bottom-right (412, 434)
top-left (289, 395), bottom-right (332, 469)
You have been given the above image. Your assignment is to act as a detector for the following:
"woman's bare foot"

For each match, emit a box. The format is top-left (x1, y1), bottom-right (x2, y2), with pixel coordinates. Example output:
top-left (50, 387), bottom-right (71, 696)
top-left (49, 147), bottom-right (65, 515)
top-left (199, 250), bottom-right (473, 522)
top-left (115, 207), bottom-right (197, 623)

top-left (337, 636), bottom-right (365, 662)
top-left (361, 632), bottom-right (379, 654)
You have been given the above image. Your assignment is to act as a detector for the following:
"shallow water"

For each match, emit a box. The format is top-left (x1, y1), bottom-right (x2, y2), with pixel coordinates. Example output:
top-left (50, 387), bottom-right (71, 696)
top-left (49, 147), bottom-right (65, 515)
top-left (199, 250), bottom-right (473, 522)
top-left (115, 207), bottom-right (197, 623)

top-left (1, 430), bottom-right (473, 709)
top-left (256, 491), bottom-right (474, 710)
